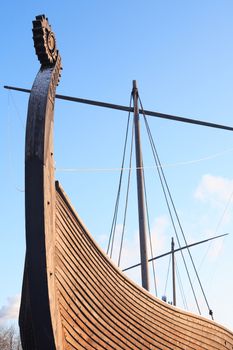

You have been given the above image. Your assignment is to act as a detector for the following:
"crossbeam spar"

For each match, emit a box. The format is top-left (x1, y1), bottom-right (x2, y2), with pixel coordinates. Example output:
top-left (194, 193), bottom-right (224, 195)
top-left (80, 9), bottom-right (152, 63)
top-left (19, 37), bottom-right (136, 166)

top-left (4, 85), bottom-right (233, 132)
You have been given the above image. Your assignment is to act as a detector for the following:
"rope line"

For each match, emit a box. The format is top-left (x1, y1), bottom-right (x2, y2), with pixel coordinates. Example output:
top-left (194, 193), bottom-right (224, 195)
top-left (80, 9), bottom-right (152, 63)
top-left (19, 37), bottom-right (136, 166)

top-left (142, 160), bottom-right (158, 296)
top-left (7, 91), bottom-right (25, 193)
top-left (139, 96), bottom-right (202, 315)
top-left (164, 253), bottom-right (171, 296)
top-left (118, 121), bottom-right (134, 267)
top-left (215, 187), bottom-right (233, 234)
top-left (55, 147), bottom-right (233, 173)
top-left (8, 90), bottom-right (25, 129)
top-left (107, 96), bottom-right (132, 257)
top-left (176, 259), bottom-right (188, 310)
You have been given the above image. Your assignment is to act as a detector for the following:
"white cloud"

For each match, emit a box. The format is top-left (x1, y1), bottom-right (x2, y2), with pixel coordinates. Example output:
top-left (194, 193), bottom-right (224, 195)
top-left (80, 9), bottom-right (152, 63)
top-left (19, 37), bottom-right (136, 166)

top-left (115, 215), bottom-right (170, 287)
top-left (0, 295), bottom-right (20, 325)
top-left (194, 174), bottom-right (233, 207)
top-left (116, 215), bottom-right (170, 268)
top-left (115, 224), bottom-right (139, 267)
top-left (150, 215), bottom-right (170, 255)
top-left (193, 174), bottom-right (233, 261)
top-left (195, 174), bottom-right (233, 229)
top-left (95, 233), bottom-right (109, 249)
top-left (208, 238), bottom-right (224, 260)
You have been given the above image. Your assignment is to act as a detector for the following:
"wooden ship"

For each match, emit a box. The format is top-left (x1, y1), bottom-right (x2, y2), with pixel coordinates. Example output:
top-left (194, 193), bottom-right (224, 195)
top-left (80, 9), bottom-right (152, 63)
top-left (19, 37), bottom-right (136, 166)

top-left (17, 15), bottom-right (233, 349)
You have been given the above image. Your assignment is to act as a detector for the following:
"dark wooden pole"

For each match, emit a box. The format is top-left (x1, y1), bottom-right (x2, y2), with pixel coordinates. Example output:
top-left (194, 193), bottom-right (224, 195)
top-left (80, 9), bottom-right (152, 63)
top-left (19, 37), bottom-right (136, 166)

top-left (5, 85), bottom-right (233, 132)
top-left (122, 232), bottom-right (228, 272)
top-left (132, 80), bottom-right (149, 291)
top-left (171, 237), bottom-right (176, 306)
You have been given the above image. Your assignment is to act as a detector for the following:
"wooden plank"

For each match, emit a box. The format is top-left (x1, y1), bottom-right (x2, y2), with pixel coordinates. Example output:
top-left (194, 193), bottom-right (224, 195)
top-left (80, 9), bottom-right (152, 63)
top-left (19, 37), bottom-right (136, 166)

top-left (54, 185), bottom-right (233, 349)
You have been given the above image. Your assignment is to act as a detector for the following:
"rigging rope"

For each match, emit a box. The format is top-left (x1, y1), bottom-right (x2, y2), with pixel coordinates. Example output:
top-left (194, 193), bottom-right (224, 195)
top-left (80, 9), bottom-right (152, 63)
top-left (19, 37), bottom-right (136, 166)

top-left (176, 258), bottom-right (188, 310)
top-left (117, 121), bottom-right (134, 267)
top-left (8, 90), bottom-right (25, 129)
top-left (142, 161), bottom-right (158, 296)
top-left (139, 96), bottom-right (202, 315)
top-left (107, 96), bottom-right (132, 257)
top-left (56, 146), bottom-right (233, 173)
top-left (108, 91), bottom-right (157, 296)
top-left (215, 187), bottom-right (233, 234)
top-left (6, 91), bottom-right (25, 193)
top-left (164, 253), bottom-right (171, 297)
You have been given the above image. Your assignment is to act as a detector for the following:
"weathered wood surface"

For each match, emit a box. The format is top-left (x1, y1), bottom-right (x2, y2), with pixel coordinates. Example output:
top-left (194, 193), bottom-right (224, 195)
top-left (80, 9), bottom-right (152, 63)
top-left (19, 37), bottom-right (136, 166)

top-left (19, 15), bottom-right (62, 349)
top-left (54, 182), bottom-right (233, 349)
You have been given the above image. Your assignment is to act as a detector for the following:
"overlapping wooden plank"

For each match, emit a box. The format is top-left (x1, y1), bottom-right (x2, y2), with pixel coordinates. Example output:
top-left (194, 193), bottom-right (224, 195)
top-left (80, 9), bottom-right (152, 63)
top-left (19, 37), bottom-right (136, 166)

top-left (55, 184), bottom-right (233, 349)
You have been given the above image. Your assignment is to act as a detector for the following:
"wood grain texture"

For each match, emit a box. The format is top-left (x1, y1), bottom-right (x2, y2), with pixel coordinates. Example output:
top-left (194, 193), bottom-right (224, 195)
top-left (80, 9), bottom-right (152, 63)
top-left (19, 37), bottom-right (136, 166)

top-left (19, 55), bottom-right (63, 350)
top-left (54, 181), bottom-right (233, 349)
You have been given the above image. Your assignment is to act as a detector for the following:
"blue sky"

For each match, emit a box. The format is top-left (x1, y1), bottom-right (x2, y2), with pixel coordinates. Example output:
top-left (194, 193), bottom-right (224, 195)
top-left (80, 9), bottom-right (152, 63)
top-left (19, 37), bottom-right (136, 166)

top-left (1, 0), bottom-right (233, 331)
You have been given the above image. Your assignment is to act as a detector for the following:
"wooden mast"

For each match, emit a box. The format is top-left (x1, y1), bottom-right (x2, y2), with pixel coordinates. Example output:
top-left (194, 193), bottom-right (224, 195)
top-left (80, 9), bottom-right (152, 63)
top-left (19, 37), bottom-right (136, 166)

top-left (132, 80), bottom-right (149, 291)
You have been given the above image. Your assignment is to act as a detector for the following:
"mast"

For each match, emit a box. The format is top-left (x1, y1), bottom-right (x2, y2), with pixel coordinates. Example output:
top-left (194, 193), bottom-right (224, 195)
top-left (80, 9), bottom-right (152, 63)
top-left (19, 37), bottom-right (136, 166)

top-left (171, 237), bottom-right (176, 306)
top-left (132, 80), bottom-right (149, 291)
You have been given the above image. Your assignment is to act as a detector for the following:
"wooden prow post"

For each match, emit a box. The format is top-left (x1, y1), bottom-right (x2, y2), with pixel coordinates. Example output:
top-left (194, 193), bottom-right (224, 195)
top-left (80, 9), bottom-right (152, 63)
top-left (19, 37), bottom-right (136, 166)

top-left (132, 80), bottom-right (149, 291)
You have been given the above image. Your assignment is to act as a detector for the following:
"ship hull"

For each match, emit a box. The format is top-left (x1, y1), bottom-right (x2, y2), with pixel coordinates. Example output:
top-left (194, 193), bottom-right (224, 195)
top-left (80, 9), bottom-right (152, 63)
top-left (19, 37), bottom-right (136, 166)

top-left (19, 15), bottom-right (233, 350)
